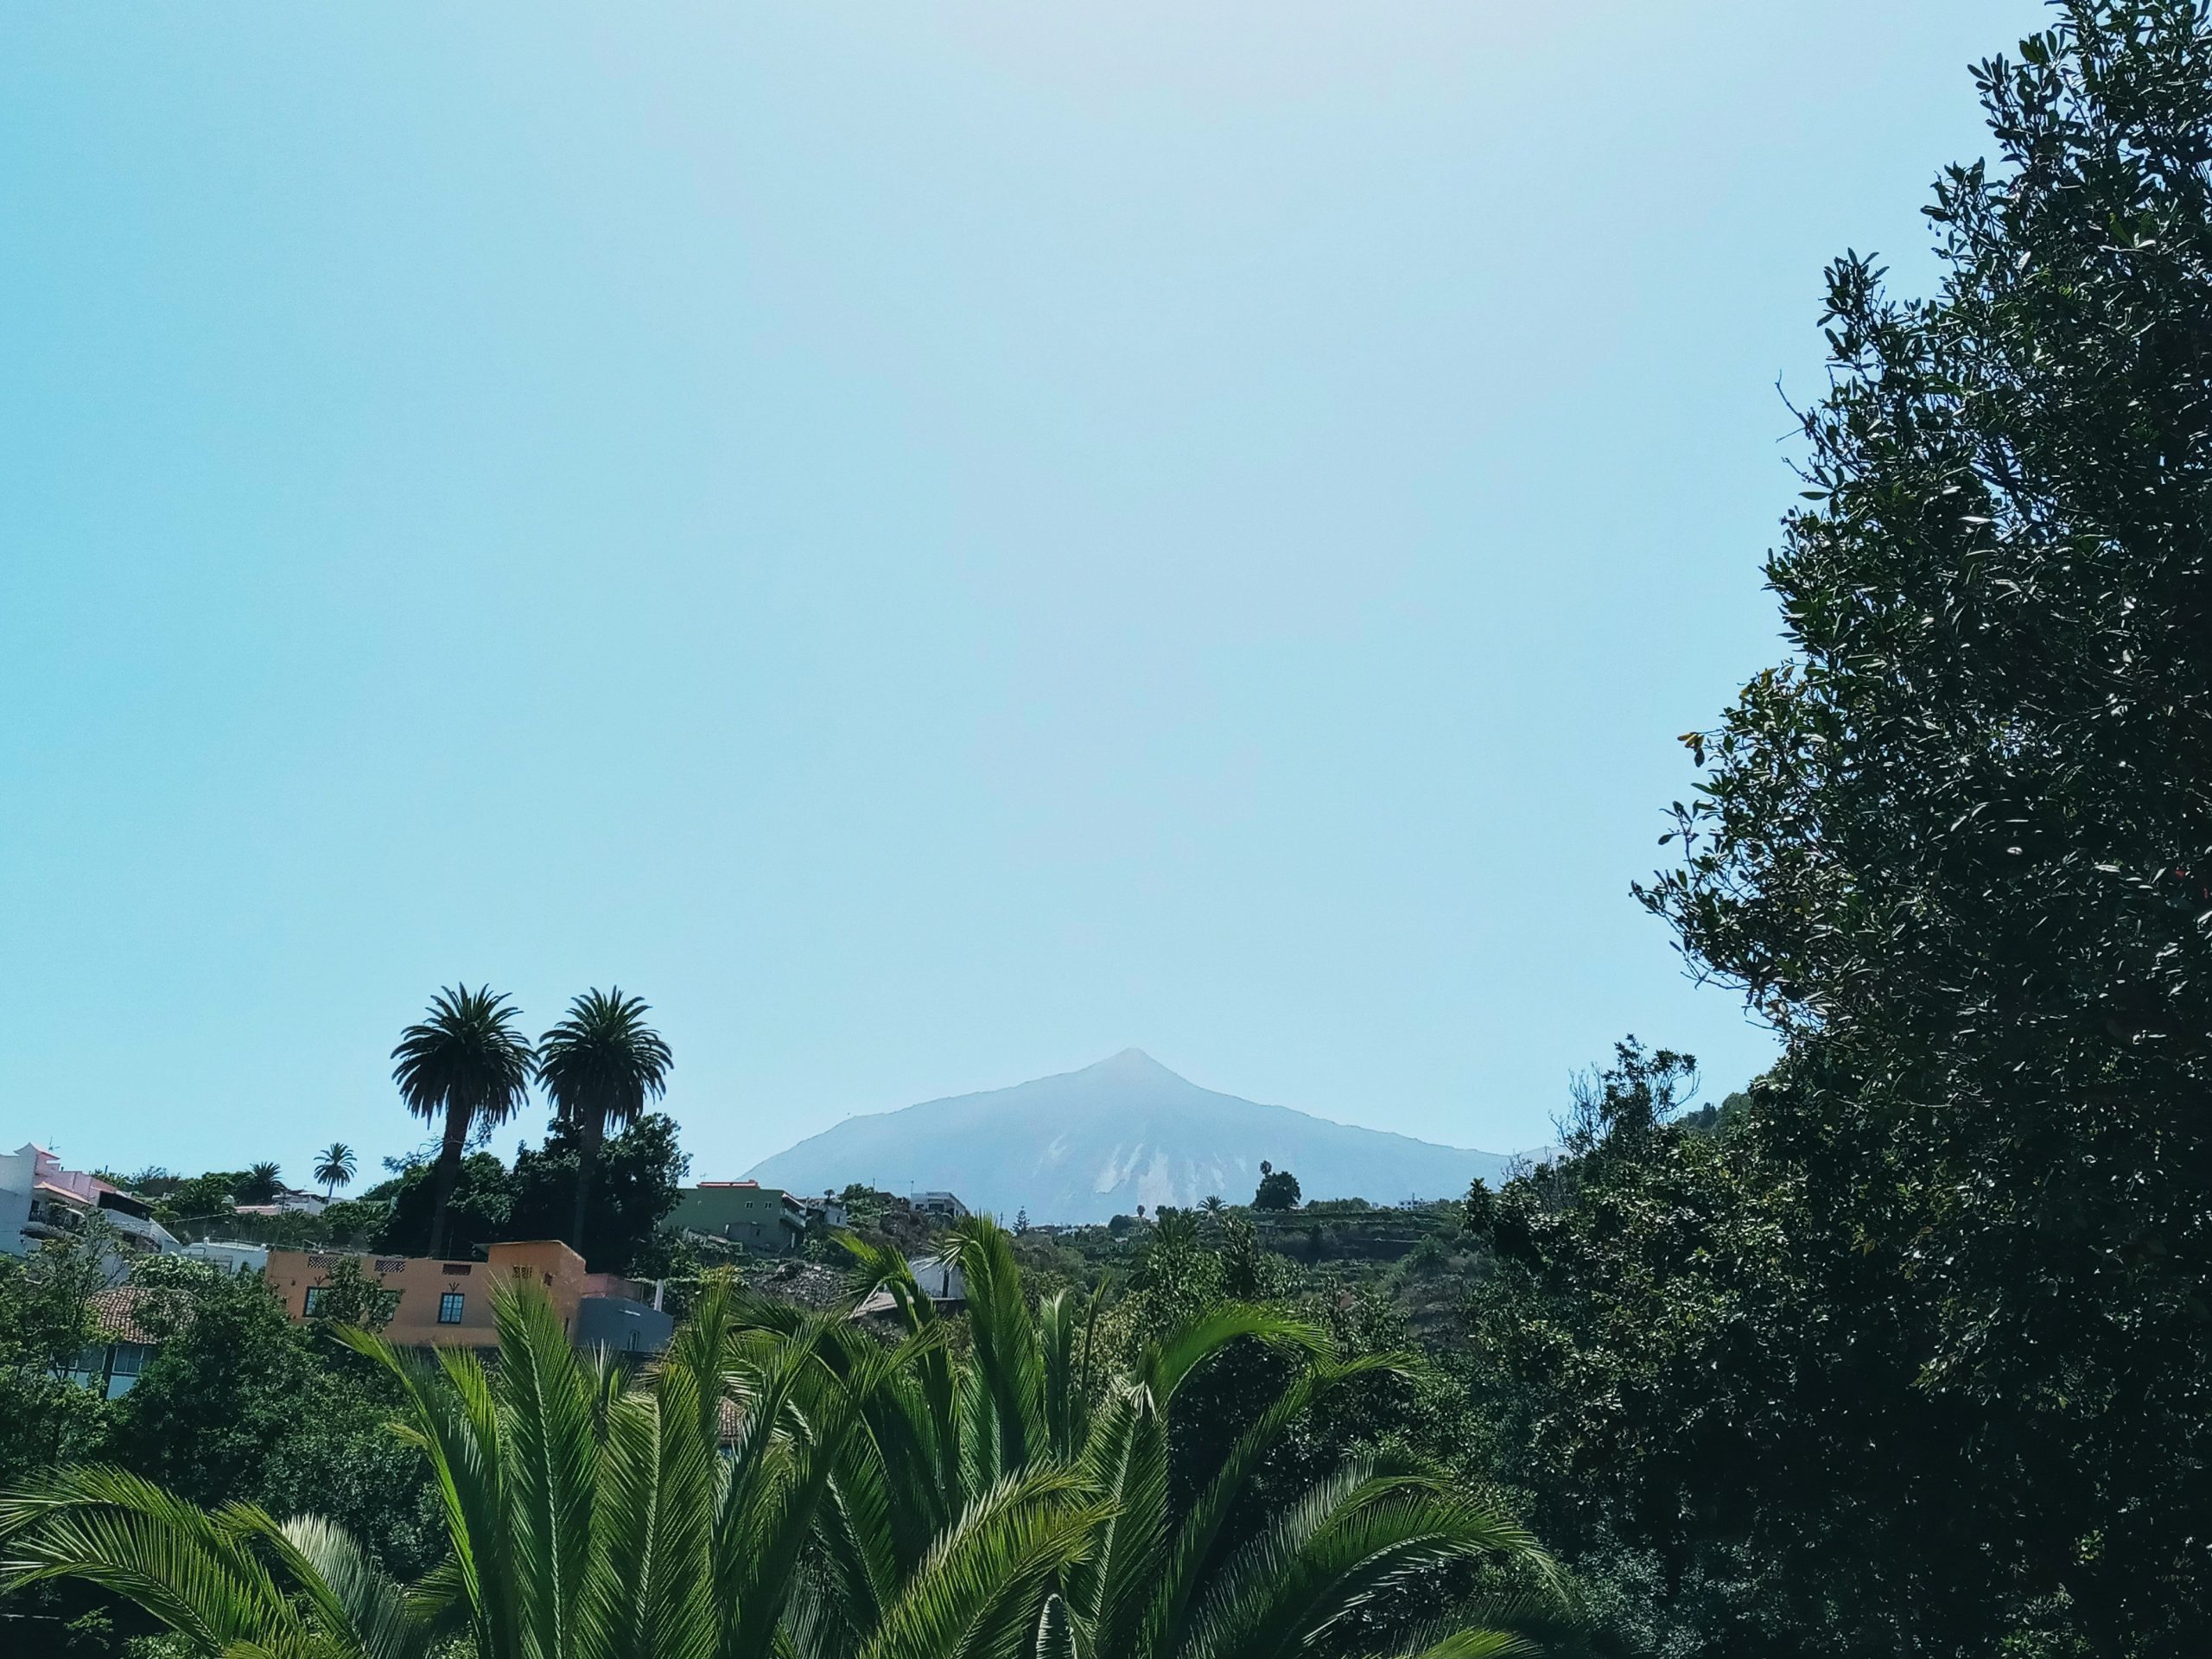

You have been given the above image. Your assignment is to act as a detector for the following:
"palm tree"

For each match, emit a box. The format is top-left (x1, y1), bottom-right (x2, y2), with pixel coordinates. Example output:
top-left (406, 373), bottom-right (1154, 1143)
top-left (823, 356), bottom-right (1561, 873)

top-left (236, 1160), bottom-right (283, 1204)
top-left (391, 984), bottom-right (534, 1259)
top-left (313, 1141), bottom-right (357, 1199)
top-left (0, 1227), bottom-right (1559, 1659)
top-left (840, 1217), bottom-right (1560, 1659)
top-left (0, 1280), bottom-right (1097, 1659)
top-left (537, 988), bottom-right (671, 1265)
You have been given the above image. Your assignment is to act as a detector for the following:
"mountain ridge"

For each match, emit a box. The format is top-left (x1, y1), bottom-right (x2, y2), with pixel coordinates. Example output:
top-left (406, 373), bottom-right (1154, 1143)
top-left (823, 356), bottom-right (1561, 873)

top-left (743, 1049), bottom-right (1516, 1224)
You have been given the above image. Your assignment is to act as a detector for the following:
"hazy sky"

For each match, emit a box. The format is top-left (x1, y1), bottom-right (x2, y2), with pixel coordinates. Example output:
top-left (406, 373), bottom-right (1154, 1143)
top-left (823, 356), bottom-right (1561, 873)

top-left (3, 3), bottom-right (2042, 1191)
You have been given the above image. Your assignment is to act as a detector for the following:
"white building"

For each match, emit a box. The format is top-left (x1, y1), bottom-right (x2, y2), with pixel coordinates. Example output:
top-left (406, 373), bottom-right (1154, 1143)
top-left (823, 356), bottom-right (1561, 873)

top-left (0, 1142), bottom-right (179, 1267)
top-left (181, 1239), bottom-right (270, 1274)
top-left (801, 1191), bottom-right (849, 1229)
top-left (233, 1187), bottom-right (330, 1218)
top-left (914, 1191), bottom-right (969, 1222)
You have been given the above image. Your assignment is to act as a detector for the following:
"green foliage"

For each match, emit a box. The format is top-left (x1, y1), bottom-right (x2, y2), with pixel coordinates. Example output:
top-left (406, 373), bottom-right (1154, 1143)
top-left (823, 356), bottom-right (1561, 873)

top-left (234, 1163), bottom-right (284, 1205)
top-left (0, 1224), bottom-right (114, 1493)
top-left (844, 1217), bottom-right (1558, 1659)
top-left (315, 1198), bottom-right (389, 1249)
top-left (1630, 3), bottom-right (2212, 1647)
top-left (149, 1174), bottom-right (236, 1230)
top-left (102, 1259), bottom-right (326, 1509)
top-left (507, 1113), bottom-right (688, 1277)
top-left (83, 1255), bottom-right (440, 1582)
top-left (9, 1265), bottom-right (1493, 1659)
top-left (373, 1151), bottom-right (514, 1260)
top-left (390, 983), bottom-right (536, 1259)
top-left (535, 988), bottom-right (673, 1263)
top-left (314, 1142), bottom-right (359, 1198)
top-left (1251, 1163), bottom-right (1300, 1211)
top-left (370, 1116), bottom-right (688, 1278)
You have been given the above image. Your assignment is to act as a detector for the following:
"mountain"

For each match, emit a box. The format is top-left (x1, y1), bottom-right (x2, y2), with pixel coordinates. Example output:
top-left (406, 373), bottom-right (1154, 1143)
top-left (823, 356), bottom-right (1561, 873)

top-left (743, 1048), bottom-right (1516, 1224)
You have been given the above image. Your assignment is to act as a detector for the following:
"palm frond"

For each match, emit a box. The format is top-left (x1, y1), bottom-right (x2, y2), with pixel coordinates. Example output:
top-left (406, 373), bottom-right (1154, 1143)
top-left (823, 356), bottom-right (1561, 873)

top-left (1145, 1353), bottom-right (1410, 1659)
top-left (0, 1467), bottom-right (310, 1656)
top-left (493, 1281), bottom-right (600, 1659)
top-left (1176, 1468), bottom-right (1554, 1659)
top-left (858, 1466), bottom-right (1103, 1659)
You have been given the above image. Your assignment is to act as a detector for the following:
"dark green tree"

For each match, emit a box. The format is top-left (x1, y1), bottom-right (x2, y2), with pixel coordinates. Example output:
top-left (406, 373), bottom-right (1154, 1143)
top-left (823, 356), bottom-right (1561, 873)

top-left (1252, 1160), bottom-right (1300, 1211)
top-left (234, 1161), bottom-right (284, 1205)
top-left (534, 988), bottom-right (671, 1265)
top-left (390, 984), bottom-right (535, 1258)
top-left (506, 1111), bottom-right (689, 1278)
top-left (311, 1141), bottom-right (356, 1199)
top-left (102, 1258), bottom-right (319, 1508)
top-left (1639, 4), bottom-right (2212, 1646)
top-left (372, 1150), bottom-right (513, 1259)
top-left (0, 1222), bottom-right (113, 1494)
top-left (151, 1172), bottom-right (237, 1230)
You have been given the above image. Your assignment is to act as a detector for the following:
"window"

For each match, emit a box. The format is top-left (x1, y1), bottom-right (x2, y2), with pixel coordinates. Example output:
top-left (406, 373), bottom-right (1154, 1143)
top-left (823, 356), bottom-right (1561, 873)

top-left (438, 1291), bottom-right (465, 1325)
top-left (303, 1287), bottom-right (327, 1317)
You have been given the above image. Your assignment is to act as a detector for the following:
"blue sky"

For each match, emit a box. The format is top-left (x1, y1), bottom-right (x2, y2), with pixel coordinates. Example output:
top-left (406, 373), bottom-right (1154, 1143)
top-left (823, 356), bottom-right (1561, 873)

top-left (2, 2), bottom-right (2042, 1191)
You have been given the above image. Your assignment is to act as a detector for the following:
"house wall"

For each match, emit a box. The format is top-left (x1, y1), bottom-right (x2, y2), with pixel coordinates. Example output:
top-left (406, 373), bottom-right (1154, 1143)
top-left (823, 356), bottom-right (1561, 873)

top-left (574, 1294), bottom-right (674, 1354)
top-left (265, 1239), bottom-right (594, 1348)
top-left (670, 1183), bottom-right (806, 1253)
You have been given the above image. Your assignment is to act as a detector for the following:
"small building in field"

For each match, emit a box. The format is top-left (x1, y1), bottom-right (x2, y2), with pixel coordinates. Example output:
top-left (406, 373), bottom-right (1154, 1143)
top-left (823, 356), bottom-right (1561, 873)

top-left (264, 1239), bottom-right (672, 1355)
top-left (670, 1181), bottom-right (808, 1254)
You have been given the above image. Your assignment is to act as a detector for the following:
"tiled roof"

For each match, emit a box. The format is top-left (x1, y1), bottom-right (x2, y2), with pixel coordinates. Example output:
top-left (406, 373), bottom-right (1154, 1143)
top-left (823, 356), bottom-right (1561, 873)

top-left (86, 1286), bottom-right (158, 1344)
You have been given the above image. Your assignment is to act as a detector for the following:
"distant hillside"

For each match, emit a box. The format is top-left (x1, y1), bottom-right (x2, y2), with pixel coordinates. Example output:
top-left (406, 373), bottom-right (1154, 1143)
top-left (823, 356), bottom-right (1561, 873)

top-left (744, 1049), bottom-right (1516, 1224)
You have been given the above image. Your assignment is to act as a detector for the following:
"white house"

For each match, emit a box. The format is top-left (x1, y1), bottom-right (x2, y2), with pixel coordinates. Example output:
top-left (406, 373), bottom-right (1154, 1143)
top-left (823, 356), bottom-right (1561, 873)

top-left (0, 1143), bottom-right (178, 1267)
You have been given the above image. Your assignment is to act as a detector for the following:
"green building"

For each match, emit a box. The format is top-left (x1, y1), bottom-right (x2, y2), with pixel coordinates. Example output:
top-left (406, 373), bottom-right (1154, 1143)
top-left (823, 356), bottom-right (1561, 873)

top-left (670, 1181), bottom-right (807, 1255)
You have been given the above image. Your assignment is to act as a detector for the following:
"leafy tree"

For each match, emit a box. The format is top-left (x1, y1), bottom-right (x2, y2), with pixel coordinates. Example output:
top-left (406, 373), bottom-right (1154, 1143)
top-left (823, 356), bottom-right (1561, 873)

top-left (150, 1173), bottom-right (236, 1230)
top-left (372, 1150), bottom-right (512, 1259)
top-left (506, 1111), bottom-right (689, 1277)
top-left (1637, 3), bottom-right (2212, 1646)
top-left (1252, 1161), bottom-right (1300, 1211)
top-left (535, 988), bottom-right (672, 1266)
top-left (99, 1257), bottom-right (320, 1509)
top-left (390, 984), bottom-right (535, 1258)
top-left (1467, 1046), bottom-right (1991, 1656)
top-left (365, 1116), bottom-right (688, 1275)
top-left (315, 1197), bottom-right (387, 1248)
top-left (0, 1222), bottom-right (114, 1491)
top-left (312, 1142), bottom-right (357, 1199)
top-left (1149, 1206), bottom-right (1200, 1250)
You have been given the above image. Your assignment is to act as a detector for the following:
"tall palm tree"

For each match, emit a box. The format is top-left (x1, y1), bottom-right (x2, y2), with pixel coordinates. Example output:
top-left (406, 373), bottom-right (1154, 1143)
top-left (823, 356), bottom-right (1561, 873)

top-left (314, 1141), bottom-right (358, 1199)
top-left (536, 988), bottom-right (671, 1265)
top-left (391, 984), bottom-right (535, 1259)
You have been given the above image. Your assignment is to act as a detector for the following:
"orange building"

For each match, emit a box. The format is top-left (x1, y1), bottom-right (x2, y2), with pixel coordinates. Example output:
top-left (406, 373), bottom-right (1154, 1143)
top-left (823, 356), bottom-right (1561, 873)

top-left (264, 1239), bottom-right (672, 1354)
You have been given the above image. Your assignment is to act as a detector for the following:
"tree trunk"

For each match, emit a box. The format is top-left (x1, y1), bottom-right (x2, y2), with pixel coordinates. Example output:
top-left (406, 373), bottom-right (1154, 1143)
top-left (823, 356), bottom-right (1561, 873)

top-left (427, 1107), bottom-right (471, 1259)
top-left (571, 1110), bottom-right (605, 1266)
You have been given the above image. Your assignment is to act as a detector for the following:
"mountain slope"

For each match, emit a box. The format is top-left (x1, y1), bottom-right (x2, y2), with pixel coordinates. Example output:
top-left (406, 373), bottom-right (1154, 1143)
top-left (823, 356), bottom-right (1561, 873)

top-left (743, 1048), bottom-right (1514, 1224)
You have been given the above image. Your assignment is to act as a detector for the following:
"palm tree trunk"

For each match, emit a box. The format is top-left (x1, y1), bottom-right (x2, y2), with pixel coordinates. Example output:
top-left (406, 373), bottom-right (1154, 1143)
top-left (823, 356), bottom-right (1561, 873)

top-left (428, 1107), bottom-right (471, 1259)
top-left (571, 1110), bottom-right (605, 1265)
